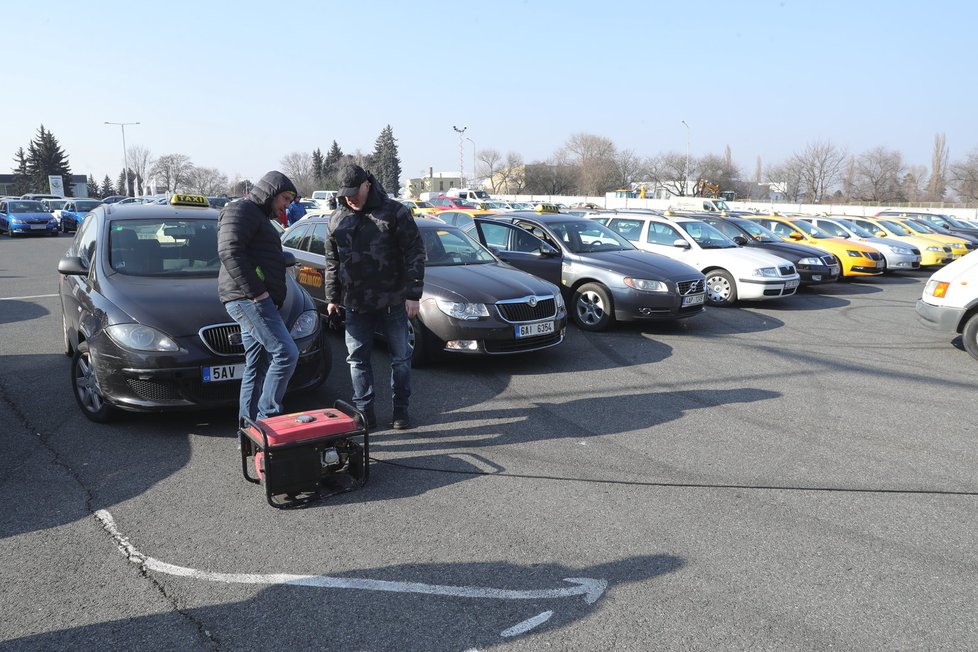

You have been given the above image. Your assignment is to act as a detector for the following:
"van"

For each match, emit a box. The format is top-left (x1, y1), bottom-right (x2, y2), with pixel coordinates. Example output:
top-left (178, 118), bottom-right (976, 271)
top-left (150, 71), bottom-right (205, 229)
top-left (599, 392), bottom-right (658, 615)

top-left (669, 196), bottom-right (731, 212)
top-left (445, 187), bottom-right (490, 203)
top-left (310, 190), bottom-right (337, 209)
top-left (916, 250), bottom-right (978, 361)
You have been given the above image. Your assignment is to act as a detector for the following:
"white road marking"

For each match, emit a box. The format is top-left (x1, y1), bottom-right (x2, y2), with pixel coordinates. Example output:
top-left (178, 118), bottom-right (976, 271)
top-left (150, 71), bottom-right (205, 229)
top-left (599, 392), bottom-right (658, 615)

top-left (96, 508), bottom-right (607, 608)
top-left (0, 293), bottom-right (59, 301)
top-left (501, 610), bottom-right (553, 637)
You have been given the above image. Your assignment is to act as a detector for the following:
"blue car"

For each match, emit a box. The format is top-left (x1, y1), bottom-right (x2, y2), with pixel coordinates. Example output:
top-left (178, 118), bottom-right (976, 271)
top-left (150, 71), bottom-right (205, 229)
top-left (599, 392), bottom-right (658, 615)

top-left (0, 199), bottom-right (60, 237)
top-left (58, 199), bottom-right (103, 233)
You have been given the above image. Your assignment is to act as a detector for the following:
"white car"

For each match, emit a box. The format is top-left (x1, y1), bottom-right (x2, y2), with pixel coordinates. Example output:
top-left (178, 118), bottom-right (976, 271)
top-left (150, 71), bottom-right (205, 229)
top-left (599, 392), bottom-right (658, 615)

top-left (916, 250), bottom-right (978, 361)
top-left (598, 212), bottom-right (800, 306)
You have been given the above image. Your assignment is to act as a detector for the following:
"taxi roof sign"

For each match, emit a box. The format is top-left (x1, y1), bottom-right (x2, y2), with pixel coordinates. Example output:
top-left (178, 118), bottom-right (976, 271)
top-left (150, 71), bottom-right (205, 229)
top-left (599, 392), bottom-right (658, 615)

top-left (170, 194), bottom-right (210, 207)
top-left (534, 203), bottom-right (560, 213)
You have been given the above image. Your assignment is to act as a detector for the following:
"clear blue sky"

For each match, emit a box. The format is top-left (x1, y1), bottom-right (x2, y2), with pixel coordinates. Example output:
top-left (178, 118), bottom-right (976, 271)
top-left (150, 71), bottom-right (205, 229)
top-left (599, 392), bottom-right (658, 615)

top-left (5, 0), bottom-right (975, 188)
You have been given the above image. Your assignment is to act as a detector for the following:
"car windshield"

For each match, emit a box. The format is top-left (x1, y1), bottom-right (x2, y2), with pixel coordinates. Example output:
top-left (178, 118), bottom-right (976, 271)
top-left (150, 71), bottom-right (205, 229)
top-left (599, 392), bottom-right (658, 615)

top-left (901, 220), bottom-right (935, 234)
top-left (729, 218), bottom-right (780, 242)
top-left (75, 200), bottom-right (101, 211)
top-left (46, 200), bottom-right (68, 210)
top-left (421, 227), bottom-right (497, 266)
top-left (877, 219), bottom-right (912, 235)
top-left (7, 201), bottom-right (48, 213)
top-left (814, 220), bottom-right (850, 238)
top-left (544, 220), bottom-right (633, 253)
top-left (679, 220), bottom-right (737, 248)
top-left (834, 218), bottom-right (875, 238)
top-left (109, 219), bottom-right (220, 277)
top-left (790, 220), bottom-right (831, 238)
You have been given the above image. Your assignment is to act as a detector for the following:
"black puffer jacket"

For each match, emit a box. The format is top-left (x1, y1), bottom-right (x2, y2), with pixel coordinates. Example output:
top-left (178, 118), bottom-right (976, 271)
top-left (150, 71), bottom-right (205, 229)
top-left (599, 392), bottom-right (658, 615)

top-left (325, 174), bottom-right (425, 312)
top-left (217, 171), bottom-right (297, 307)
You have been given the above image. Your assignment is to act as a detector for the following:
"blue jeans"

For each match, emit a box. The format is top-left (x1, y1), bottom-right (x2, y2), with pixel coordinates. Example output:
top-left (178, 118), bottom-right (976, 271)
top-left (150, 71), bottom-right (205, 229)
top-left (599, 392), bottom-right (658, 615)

top-left (225, 298), bottom-right (299, 422)
top-left (343, 304), bottom-right (412, 412)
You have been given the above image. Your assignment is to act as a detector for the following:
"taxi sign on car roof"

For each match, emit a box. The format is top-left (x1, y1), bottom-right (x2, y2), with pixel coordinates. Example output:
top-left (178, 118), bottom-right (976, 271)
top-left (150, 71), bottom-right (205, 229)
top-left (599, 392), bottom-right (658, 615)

top-left (170, 194), bottom-right (210, 207)
top-left (534, 203), bottom-right (560, 213)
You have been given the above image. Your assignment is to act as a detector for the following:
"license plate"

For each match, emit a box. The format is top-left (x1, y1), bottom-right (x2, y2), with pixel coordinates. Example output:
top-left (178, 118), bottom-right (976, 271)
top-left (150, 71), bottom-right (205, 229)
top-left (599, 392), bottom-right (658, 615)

top-left (30, 224), bottom-right (47, 230)
top-left (682, 294), bottom-right (705, 306)
top-left (786, 279), bottom-right (799, 288)
top-left (202, 364), bottom-right (245, 382)
top-left (516, 321), bottom-right (554, 338)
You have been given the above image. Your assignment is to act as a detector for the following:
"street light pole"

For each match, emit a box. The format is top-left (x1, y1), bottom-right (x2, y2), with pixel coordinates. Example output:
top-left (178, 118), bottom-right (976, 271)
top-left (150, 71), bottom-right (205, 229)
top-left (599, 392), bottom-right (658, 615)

top-left (453, 125), bottom-right (467, 187)
top-left (465, 137), bottom-right (476, 187)
top-left (105, 121), bottom-right (139, 196)
top-left (681, 120), bottom-right (690, 195)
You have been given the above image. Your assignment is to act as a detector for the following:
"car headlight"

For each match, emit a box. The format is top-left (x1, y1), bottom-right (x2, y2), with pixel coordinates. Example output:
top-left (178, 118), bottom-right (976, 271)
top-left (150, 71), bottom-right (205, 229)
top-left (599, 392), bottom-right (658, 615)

top-left (554, 292), bottom-right (566, 310)
top-left (623, 277), bottom-right (668, 292)
top-left (886, 245), bottom-right (912, 255)
top-left (436, 299), bottom-right (489, 320)
top-left (105, 324), bottom-right (179, 352)
top-left (289, 309), bottom-right (319, 339)
top-left (847, 250), bottom-right (863, 257)
top-left (924, 280), bottom-right (949, 298)
top-left (752, 267), bottom-right (779, 278)
top-left (797, 257), bottom-right (821, 265)
top-left (926, 246), bottom-right (943, 252)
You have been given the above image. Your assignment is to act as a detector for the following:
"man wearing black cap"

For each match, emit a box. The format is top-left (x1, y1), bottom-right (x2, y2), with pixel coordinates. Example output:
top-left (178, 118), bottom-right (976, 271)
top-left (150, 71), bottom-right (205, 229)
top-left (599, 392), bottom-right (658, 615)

top-left (218, 170), bottom-right (300, 423)
top-left (325, 164), bottom-right (425, 430)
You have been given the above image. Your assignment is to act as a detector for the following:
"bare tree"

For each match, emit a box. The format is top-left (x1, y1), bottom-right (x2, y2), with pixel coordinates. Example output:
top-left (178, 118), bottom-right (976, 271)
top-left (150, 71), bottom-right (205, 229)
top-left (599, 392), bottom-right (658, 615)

top-left (126, 145), bottom-right (153, 195)
top-left (149, 154), bottom-right (193, 193)
top-left (560, 133), bottom-right (617, 195)
top-left (477, 148), bottom-right (503, 191)
top-left (928, 132), bottom-right (949, 200)
top-left (609, 148), bottom-right (643, 190)
top-left (852, 146), bottom-right (905, 202)
top-left (949, 149), bottom-right (978, 202)
top-left (694, 152), bottom-right (741, 195)
top-left (498, 152), bottom-right (525, 194)
top-left (766, 159), bottom-right (805, 202)
top-left (656, 152), bottom-right (689, 196)
top-left (901, 165), bottom-right (929, 204)
top-left (280, 151), bottom-right (313, 195)
top-left (788, 140), bottom-right (847, 202)
top-left (185, 167), bottom-right (229, 195)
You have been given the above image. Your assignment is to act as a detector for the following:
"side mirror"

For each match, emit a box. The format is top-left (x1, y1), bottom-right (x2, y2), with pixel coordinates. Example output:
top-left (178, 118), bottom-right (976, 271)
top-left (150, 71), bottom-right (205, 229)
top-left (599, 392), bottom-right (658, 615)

top-left (282, 251), bottom-right (296, 267)
top-left (788, 232), bottom-right (803, 241)
top-left (673, 238), bottom-right (691, 249)
top-left (732, 235), bottom-right (748, 245)
top-left (538, 243), bottom-right (560, 257)
top-left (58, 255), bottom-right (87, 275)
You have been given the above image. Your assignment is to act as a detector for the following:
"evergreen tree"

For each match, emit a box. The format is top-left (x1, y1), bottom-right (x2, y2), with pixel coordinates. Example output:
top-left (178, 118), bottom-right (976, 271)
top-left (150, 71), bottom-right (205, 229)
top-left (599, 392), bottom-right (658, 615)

top-left (11, 147), bottom-right (32, 195)
top-left (370, 125), bottom-right (401, 196)
top-left (117, 168), bottom-right (136, 196)
top-left (101, 175), bottom-right (117, 198)
top-left (86, 174), bottom-right (100, 197)
top-left (25, 125), bottom-right (74, 196)
top-left (323, 141), bottom-right (344, 189)
top-left (311, 148), bottom-right (325, 188)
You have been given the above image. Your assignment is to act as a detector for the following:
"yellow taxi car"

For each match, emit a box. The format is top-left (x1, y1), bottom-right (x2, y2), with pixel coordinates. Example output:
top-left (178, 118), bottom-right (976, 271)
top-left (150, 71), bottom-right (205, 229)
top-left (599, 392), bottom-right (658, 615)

top-left (887, 217), bottom-right (971, 259)
top-left (748, 214), bottom-right (884, 277)
top-left (845, 216), bottom-right (955, 267)
top-left (399, 199), bottom-right (441, 220)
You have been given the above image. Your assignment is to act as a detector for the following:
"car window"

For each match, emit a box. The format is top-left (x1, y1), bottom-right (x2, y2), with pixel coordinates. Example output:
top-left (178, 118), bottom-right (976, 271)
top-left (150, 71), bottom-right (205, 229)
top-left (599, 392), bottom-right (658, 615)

top-left (703, 218), bottom-right (742, 240)
top-left (308, 223), bottom-right (327, 256)
top-left (878, 219), bottom-right (911, 235)
top-left (8, 201), bottom-right (47, 213)
top-left (282, 224), bottom-right (309, 250)
top-left (75, 216), bottom-right (97, 267)
top-left (680, 221), bottom-right (736, 248)
top-left (646, 221), bottom-right (682, 245)
top-left (606, 218), bottom-right (644, 241)
top-left (421, 227), bottom-right (495, 266)
top-left (814, 220), bottom-right (848, 237)
top-left (549, 220), bottom-right (631, 253)
top-left (479, 221), bottom-right (511, 248)
top-left (108, 219), bottom-right (220, 276)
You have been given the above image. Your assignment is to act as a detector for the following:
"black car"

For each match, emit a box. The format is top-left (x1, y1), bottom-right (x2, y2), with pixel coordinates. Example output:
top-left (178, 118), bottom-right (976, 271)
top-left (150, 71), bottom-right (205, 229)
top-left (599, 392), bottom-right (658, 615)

top-left (58, 196), bottom-right (329, 422)
top-left (697, 214), bottom-right (841, 285)
top-left (462, 211), bottom-right (707, 331)
top-left (281, 215), bottom-right (567, 363)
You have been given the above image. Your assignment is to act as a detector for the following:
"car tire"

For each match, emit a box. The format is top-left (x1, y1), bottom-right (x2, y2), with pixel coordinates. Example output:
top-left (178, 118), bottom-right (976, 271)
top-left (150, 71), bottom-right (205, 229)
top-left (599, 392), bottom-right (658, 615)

top-left (572, 282), bottom-right (614, 331)
top-left (834, 256), bottom-right (847, 279)
top-left (962, 313), bottom-right (978, 362)
top-left (71, 341), bottom-right (115, 423)
top-left (705, 269), bottom-right (737, 306)
top-left (408, 317), bottom-right (440, 366)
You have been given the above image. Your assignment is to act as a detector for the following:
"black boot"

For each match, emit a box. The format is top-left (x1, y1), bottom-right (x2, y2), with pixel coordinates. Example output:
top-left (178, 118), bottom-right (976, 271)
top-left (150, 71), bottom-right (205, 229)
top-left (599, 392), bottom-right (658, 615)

top-left (391, 407), bottom-right (411, 430)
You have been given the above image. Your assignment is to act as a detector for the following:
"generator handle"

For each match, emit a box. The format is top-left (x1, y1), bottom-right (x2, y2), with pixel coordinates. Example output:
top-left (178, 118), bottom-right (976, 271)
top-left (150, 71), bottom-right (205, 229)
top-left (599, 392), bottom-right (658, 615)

top-left (239, 415), bottom-right (270, 450)
top-left (333, 400), bottom-right (367, 431)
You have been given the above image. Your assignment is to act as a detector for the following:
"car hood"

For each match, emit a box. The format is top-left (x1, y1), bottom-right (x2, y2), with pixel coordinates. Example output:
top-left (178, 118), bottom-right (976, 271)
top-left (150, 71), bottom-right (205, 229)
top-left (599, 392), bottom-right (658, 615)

top-left (693, 246), bottom-right (793, 268)
top-left (577, 249), bottom-right (703, 280)
top-left (100, 274), bottom-right (307, 338)
top-left (751, 241), bottom-right (830, 259)
top-left (424, 262), bottom-right (559, 303)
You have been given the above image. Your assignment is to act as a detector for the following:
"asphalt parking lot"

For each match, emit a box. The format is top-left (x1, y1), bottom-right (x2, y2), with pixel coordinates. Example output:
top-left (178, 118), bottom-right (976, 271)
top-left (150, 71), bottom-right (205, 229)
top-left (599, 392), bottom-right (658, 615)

top-left (1, 233), bottom-right (976, 651)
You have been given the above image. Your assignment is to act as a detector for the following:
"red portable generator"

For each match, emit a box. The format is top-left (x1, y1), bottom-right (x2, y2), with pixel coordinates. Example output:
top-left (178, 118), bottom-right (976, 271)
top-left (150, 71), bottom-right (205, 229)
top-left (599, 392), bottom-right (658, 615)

top-left (239, 401), bottom-right (369, 508)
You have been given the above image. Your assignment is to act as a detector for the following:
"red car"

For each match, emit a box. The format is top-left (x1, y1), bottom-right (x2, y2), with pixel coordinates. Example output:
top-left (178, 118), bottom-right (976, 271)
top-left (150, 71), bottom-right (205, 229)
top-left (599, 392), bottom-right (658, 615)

top-left (428, 195), bottom-right (479, 210)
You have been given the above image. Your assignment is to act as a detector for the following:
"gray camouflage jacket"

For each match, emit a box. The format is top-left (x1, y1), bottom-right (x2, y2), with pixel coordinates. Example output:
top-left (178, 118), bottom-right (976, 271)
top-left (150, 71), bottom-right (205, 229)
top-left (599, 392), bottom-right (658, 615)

top-left (324, 176), bottom-right (425, 312)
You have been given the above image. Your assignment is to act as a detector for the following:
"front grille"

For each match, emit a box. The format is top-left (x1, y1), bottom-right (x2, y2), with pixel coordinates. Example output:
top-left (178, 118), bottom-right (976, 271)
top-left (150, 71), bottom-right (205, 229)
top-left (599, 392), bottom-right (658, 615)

top-left (485, 332), bottom-right (562, 353)
top-left (183, 378), bottom-right (243, 402)
top-left (200, 323), bottom-right (244, 356)
top-left (126, 378), bottom-right (182, 401)
top-left (677, 278), bottom-right (704, 295)
top-left (778, 264), bottom-right (796, 276)
top-left (495, 296), bottom-right (557, 322)
top-left (865, 251), bottom-right (883, 261)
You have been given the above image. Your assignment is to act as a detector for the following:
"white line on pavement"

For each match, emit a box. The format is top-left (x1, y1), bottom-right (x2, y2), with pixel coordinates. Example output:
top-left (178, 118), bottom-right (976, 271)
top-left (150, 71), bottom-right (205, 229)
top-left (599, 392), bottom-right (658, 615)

top-left (0, 293), bottom-right (59, 301)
